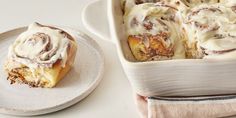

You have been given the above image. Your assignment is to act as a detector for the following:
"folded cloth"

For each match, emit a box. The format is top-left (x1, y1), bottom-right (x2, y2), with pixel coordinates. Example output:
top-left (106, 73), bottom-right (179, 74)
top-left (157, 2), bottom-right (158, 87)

top-left (147, 95), bottom-right (236, 118)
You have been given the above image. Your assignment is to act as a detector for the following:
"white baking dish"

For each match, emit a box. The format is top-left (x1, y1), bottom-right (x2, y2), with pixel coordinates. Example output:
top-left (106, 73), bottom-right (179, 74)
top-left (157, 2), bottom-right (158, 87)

top-left (82, 0), bottom-right (236, 96)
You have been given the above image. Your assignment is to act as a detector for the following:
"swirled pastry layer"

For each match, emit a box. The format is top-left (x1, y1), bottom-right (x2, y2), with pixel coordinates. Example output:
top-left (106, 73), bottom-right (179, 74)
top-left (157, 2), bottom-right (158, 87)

top-left (8, 23), bottom-right (70, 68)
top-left (125, 3), bottom-right (186, 61)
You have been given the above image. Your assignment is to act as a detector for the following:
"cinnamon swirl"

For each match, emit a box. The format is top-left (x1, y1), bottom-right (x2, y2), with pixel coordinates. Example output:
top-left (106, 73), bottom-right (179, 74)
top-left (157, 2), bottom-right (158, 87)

top-left (4, 23), bottom-right (77, 88)
top-left (125, 3), bottom-right (186, 61)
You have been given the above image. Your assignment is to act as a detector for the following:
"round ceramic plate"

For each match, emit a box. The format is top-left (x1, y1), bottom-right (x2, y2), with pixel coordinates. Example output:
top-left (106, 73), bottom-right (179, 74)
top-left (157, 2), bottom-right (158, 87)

top-left (0, 27), bottom-right (104, 116)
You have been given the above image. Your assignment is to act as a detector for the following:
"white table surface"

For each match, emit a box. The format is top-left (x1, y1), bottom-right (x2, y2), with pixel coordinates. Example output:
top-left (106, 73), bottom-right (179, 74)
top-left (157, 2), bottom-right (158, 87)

top-left (0, 0), bottom-right (139, 118)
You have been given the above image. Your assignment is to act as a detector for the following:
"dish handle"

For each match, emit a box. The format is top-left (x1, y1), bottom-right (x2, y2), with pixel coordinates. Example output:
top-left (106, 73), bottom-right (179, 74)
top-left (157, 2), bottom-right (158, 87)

top-left (82, 0), bottom-right (113, 43)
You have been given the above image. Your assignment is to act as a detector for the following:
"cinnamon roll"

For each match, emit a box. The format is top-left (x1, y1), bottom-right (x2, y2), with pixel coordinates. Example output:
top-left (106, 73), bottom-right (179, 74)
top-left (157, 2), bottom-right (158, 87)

top-left (182, 3), bottom-right (236, 59)
top-left (125, 3), bottom-right (186, 61)
top-left (4, 23), bottom-right (77, 88)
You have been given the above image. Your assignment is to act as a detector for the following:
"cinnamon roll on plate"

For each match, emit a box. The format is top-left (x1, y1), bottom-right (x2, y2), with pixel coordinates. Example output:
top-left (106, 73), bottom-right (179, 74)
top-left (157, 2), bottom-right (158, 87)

top-left (4, 23), bottom-right (77, 88)
top-left (182, 3), bottom-right (236, 59)
top-left (124, 3), bottom-right (186, 61)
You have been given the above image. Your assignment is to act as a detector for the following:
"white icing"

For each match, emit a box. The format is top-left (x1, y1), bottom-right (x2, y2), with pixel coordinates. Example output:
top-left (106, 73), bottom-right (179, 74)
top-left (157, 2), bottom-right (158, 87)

top-left (8, 23), bottom-right (70, 69)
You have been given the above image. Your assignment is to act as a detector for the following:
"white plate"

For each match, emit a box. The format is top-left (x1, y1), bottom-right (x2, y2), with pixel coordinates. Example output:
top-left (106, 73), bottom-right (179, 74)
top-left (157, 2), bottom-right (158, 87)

top-left (0, 27), bottom-right (104, 116)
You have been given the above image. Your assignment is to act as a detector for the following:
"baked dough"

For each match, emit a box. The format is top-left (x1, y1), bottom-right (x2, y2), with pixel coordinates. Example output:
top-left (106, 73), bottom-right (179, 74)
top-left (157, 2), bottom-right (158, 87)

top-left (4, 23), bottom-right (77, 88)
top-left (125, 3), bottom-right (186, 61)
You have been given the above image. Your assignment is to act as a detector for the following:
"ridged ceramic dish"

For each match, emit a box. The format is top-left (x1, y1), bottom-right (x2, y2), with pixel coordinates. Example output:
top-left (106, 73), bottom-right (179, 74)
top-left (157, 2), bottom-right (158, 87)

top-left (83, 0), bottom-right (236, 97)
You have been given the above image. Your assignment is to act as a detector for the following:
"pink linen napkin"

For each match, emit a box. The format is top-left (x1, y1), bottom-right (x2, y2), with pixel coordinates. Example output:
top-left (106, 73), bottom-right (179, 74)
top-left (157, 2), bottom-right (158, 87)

top-left (147, 95), bottom-right (236, 118)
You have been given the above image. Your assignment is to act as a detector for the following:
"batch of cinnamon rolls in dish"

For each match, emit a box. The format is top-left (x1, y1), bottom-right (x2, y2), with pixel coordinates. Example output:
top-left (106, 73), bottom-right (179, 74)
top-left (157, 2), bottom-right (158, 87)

top-left (123, 0), bottom-right (236, 61)
top-left (4, 23), bottom-right (77, 88)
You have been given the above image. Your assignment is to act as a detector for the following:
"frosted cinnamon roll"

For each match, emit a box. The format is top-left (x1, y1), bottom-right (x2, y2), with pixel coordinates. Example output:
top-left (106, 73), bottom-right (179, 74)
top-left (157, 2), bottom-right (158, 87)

top-left (125, 3), bottom-right (186, 61)
top-left (182, 4), bottom-right (236, 59)
top-left (4, 23), bottom-right (77, 87)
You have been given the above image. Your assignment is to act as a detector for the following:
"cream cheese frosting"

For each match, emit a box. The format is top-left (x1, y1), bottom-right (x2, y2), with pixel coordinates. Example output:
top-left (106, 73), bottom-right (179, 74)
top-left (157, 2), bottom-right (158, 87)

top-left (8, 23), bottom-right (70, 69)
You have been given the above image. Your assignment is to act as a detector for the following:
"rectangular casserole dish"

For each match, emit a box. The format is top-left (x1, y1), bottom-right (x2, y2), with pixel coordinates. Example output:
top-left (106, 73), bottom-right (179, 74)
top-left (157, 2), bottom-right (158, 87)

top-left (83, 0), bottom-right (236, 96)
